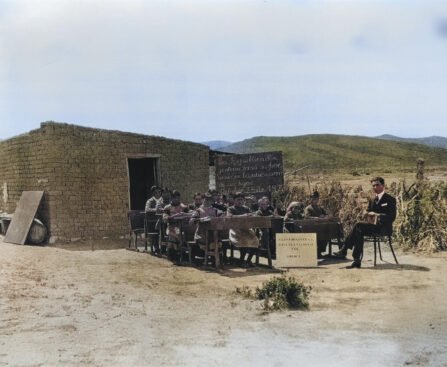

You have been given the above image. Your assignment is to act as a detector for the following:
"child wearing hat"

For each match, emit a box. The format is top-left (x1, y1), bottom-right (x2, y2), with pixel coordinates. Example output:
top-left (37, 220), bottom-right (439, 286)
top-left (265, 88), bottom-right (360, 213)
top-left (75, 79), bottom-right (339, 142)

top-left (304, 191), bottom-right (327, 218)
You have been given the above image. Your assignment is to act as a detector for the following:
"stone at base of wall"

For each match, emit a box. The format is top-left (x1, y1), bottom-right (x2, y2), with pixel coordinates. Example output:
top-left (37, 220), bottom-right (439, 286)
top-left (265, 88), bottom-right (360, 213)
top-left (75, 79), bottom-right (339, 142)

top-left (48, 236), bottom-right (58, 244)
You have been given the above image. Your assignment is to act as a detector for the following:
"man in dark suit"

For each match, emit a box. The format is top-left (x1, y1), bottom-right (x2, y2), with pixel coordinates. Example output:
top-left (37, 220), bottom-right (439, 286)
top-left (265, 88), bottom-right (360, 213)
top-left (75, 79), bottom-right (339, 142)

top-left (334, 177), bottom-right (397, 268)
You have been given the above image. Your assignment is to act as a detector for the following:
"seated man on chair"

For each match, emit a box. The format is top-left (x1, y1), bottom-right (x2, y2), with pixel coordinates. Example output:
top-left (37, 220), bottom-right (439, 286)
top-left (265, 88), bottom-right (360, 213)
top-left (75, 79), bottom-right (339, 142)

top-left (334, 176), bottom-right (397, 269)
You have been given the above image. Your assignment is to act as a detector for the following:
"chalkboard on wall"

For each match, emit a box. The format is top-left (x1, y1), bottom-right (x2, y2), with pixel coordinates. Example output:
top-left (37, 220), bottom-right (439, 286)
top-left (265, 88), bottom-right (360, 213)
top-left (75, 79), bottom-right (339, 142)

top-left (215, 151), bottom-right (284, 195)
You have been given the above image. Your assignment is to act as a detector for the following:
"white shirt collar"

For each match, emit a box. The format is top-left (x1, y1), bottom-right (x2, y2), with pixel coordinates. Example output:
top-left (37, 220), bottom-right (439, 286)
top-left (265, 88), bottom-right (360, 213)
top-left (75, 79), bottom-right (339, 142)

top-left (376, 191), bottom-right (385, 201)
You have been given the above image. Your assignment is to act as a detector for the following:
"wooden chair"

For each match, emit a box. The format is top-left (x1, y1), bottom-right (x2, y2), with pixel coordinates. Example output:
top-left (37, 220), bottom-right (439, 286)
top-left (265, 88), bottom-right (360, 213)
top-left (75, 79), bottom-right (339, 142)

top-left (127, 210), bottom-right (145, 251)
top-left (144, 212), bottom-right (162, 254)
top-left (158, 218), bottom-right (169, 255)
top-left (255, 228), bottom-right (273, 268)
top-left (219, 230), bottom-right (232, 264)
top-left (202, 230), bottom-right (224, 267)
top-left (365, 231), bottom-right (399, 266)
top-left (179, 222), bottom-right (198, 265)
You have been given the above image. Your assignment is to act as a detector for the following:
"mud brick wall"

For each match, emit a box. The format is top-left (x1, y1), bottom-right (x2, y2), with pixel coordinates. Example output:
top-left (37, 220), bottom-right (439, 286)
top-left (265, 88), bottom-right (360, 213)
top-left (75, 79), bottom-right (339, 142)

top-left (0, 127), bottom-right (53, 226)
top-left (0, 122), bottom-right (209, 243)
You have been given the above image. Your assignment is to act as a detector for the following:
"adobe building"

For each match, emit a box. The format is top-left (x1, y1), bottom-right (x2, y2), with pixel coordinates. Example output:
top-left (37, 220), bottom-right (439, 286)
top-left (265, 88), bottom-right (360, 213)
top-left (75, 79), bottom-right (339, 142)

top-left (0, 122), bottom-right (210, 243)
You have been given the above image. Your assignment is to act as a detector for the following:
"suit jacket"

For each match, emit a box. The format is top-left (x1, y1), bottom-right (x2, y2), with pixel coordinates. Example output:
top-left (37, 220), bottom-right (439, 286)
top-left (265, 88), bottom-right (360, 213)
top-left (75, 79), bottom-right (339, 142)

top-left (367, 192), bottom-right (396, 232)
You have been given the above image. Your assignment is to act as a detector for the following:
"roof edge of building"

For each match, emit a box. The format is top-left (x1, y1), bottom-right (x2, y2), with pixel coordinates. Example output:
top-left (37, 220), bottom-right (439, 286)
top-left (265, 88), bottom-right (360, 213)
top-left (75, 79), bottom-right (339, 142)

top-left (39, 121), bottom-right (209, 148)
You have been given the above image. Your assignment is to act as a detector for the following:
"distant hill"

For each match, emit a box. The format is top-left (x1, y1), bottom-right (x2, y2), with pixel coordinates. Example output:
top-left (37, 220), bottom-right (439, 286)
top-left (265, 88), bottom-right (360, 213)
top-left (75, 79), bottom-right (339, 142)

top-left (376, 134), bottom-right (447, 149)
top-left (201, 140), bottom-right (232, 150)
top-left (219, 134), bottom-right (447, 172)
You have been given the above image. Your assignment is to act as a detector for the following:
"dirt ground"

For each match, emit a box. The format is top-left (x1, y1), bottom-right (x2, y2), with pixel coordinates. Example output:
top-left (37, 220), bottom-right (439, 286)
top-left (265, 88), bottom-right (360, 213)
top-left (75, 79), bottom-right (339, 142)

top-left (1, 238), bottom-right (447, 367)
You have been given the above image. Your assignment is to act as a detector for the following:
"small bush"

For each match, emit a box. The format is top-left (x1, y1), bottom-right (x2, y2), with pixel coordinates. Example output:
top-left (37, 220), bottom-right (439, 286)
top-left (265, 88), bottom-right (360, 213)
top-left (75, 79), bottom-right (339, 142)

top-left (255, 276), bottom-right (311, 311)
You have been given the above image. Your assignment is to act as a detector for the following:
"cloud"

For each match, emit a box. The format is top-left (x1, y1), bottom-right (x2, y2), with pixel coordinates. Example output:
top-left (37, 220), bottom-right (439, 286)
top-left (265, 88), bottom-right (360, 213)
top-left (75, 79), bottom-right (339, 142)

top-left (436, 18), bottom-right (447, 38)
top-left (1, 0), bottom-right (447, 141)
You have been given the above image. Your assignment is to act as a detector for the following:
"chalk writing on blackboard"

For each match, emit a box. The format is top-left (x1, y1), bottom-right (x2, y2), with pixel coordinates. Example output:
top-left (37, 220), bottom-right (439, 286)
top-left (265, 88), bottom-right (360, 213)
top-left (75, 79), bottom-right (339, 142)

top-left (215, 151), bottom-right (284, 194)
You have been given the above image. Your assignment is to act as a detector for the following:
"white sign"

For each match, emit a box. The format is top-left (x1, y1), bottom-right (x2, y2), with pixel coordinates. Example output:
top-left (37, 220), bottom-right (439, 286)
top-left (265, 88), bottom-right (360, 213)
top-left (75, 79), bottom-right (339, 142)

top-left (276, 233), bottom-right (317, 268)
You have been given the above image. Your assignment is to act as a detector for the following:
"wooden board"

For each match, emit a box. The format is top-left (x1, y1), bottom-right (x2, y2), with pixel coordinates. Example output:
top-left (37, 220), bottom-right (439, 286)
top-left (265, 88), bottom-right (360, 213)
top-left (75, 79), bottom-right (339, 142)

top-left (4, 191), bottom-right (44, 245)
top-left (276, 233), bottom-right (317, 268)
top-left (292, 218), bottom-right (343, 241)
top-left (215, 151), bottom-right (283, 194)
top-left (199, 216), bottom-right (272, 231)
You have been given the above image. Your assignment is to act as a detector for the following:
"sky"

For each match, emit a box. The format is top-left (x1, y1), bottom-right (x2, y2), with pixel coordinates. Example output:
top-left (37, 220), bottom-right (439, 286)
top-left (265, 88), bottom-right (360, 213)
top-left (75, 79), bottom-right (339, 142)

top-left (1, 0), bottom-right (447, 143)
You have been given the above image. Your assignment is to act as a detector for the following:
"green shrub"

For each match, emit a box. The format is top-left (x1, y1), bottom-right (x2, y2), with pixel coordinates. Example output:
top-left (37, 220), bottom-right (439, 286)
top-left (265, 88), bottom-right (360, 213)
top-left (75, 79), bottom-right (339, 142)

top-left (255, 276), bottom-right (311, 311)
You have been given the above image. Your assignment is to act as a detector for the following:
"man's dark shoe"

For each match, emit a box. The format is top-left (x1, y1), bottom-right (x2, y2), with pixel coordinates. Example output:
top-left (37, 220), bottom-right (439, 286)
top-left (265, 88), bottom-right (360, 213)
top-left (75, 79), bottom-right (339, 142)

top-left (333, 248), bottom-right (347, 259)
top-left (346, 261), bottom-right (361, 269)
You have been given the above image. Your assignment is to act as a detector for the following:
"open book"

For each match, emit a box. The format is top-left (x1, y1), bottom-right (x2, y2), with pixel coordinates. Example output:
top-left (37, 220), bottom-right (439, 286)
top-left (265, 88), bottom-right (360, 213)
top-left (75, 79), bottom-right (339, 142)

top-left (198, 216), bottom-right (212, 223)
top-left (365, 212), bottom-right (384, 225)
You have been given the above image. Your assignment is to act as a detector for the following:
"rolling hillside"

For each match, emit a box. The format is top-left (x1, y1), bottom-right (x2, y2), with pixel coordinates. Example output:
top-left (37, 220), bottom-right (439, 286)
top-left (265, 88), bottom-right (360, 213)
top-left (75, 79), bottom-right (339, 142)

top-left (201, 140), bottom-right (232, 150)
top-left (219, 134), bottom-right (447, 172)
top-left (375, 134), bottom-right (447, 149)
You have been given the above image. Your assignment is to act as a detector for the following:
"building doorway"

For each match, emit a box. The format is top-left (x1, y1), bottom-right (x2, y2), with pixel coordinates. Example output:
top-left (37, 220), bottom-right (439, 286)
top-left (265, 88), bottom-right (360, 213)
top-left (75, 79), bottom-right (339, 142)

top-left (127, 157), bottom-right (160, 210)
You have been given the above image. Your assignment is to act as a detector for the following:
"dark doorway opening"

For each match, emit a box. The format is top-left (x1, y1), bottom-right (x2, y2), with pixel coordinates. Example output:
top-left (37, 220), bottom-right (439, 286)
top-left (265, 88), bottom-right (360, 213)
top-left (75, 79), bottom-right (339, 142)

top-left (128, 157), bottom-right (160, 210)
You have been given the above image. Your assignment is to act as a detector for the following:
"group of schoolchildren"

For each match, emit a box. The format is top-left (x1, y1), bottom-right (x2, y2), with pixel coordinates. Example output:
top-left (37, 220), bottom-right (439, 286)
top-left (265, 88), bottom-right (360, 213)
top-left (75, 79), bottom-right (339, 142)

top-left (144, 186), bottom-right (329, 267)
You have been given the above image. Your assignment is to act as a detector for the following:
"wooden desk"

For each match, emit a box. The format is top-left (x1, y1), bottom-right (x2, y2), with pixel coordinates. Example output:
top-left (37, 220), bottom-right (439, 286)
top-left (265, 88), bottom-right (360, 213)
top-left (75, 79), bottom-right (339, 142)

top-left (286, 218), bottom-right (343, 255)
top-left (166, 214), bottom-right (193, 246)
top-left (198, 216), bottom-right (272, 268)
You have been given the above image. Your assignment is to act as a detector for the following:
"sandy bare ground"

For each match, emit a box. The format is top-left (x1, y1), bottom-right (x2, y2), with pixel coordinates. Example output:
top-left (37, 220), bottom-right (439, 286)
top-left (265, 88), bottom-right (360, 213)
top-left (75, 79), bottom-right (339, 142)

top-left (1, 239), bottom-right (447, 367)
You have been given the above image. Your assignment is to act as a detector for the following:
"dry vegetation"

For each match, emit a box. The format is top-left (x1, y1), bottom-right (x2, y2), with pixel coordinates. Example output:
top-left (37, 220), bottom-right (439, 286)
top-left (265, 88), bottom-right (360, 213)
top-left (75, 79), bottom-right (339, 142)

top-left (275, 167), bottom-right (447, 253)
top-left (393, 180), bottom-right (447, 252)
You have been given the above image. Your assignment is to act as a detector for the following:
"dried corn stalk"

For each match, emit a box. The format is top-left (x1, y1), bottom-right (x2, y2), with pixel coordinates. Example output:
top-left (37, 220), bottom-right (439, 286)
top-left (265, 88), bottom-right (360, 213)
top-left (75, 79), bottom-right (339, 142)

top-left (276, 178), bottom-right (447, 253)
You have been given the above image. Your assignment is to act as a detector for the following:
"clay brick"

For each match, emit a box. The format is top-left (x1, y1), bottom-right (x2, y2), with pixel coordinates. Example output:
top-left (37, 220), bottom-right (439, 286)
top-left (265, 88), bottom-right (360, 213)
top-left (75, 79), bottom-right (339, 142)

top-left (0, 122), bottom-right (209, 244)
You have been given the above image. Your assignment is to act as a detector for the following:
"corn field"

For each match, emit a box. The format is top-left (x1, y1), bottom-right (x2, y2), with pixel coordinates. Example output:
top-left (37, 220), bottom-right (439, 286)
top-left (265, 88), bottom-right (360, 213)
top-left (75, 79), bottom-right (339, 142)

top-left (277, 177), bottom-right (447, 252)
top-left (393, 180), bottom-right (447, 252)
